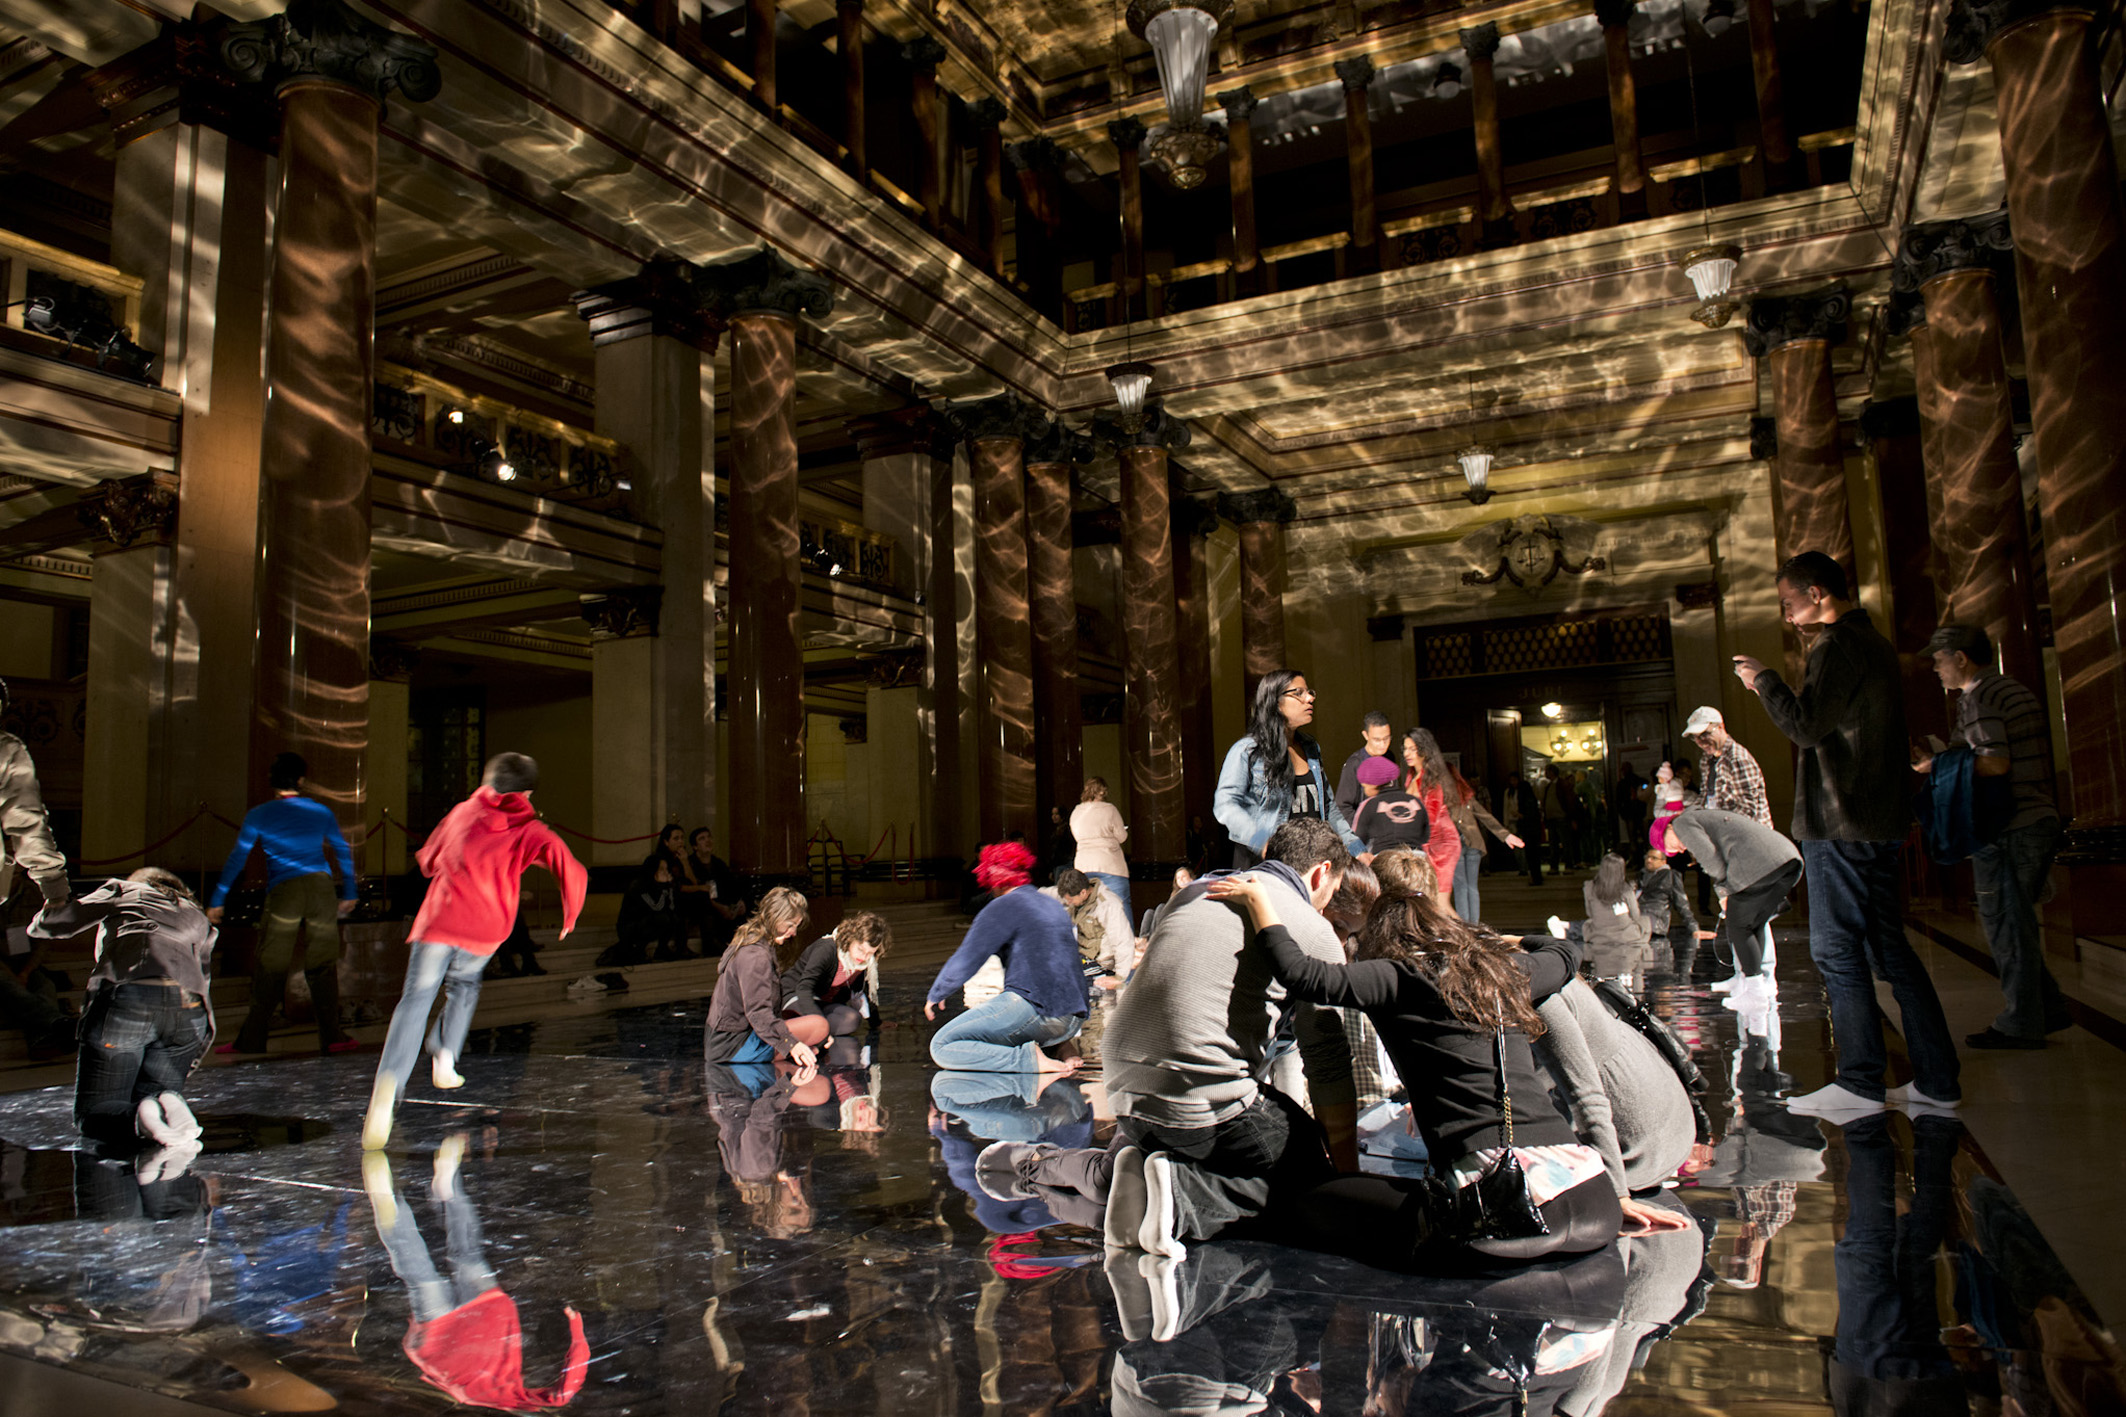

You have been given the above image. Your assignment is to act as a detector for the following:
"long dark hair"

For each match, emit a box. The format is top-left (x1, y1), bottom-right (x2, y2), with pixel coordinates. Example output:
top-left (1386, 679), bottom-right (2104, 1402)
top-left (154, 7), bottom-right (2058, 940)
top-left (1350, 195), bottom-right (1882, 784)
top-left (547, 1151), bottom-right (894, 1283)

top-left (1245, 668), bottom-right (1316, 809)
top-left (1401, 726), bottom-right (1452, 801)
top-left (1355, 885), bottom-right (1545, 1037)
top-left (1591, 852), bottom-right (1631, 906)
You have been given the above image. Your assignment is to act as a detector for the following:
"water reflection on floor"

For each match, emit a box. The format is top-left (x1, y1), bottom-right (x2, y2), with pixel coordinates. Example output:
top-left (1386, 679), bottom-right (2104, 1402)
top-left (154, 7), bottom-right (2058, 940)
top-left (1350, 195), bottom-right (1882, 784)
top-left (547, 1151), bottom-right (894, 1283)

top-left (0, 931), bottom-right (2115, 1415)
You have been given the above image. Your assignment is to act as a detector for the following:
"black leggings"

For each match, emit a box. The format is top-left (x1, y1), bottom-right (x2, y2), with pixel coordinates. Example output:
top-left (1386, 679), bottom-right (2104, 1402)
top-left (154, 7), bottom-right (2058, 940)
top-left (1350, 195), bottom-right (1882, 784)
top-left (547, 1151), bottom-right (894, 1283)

top-left (1286, 1173), bottom-right (1621, 1273)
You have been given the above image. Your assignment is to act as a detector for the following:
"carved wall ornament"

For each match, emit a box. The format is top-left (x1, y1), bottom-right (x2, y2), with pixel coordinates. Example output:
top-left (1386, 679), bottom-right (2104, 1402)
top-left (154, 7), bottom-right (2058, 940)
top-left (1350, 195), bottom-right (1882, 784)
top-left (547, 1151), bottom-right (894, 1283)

top-left (1740, 284), bottom-right (1851, 356)
top-left (1749, 416), bottom-right (1779, 459)
top-left (1006, 137), bottom-right (1064, 173)
top-left (899, 35), bottom-right (947, 71)
top-left (78, 476), bottom-right (178, 549)
top-left (1675, 581), bottom-right (1720, 611)
top-left (967, 96), bottom-right (1007, 131)
top-left (1460, 22), bottom-right (1503, 60)
top-left (1595, 0), bottom-right (1639, 26)
top-left (367, 638), bottom-right (420, 682)
top-left (1090, 399), bottom-right (1191, 451)
top-left (572, 255), bottom-right (729, 350)
top-left (1024, 416), bottom-right (1096, 465)
top-left (1216, 487), bottom-right (1298, 525)
top-left (692, 246), bottom-right (835, 323)
top-left (580, 586), bottom-right (663, 640)
top-left (1108, 116), bottom-right (1150, 152)
top-left (1893, 211), bottom-right (2013, 291)
top-left (863, 648), bottom-right (925, 689)
top-left (1457, 514), bottom-right (1608, 591)
top-left (220, 0), bottom-right (441, 107)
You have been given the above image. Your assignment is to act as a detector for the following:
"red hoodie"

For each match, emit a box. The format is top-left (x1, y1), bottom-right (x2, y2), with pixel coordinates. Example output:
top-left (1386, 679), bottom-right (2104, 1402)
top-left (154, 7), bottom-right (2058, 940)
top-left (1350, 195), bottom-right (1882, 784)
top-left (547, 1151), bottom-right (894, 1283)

top-left (403, 1288), bottom-right (589, 1409)
top-left (409, 787), bottom-right (586, 954)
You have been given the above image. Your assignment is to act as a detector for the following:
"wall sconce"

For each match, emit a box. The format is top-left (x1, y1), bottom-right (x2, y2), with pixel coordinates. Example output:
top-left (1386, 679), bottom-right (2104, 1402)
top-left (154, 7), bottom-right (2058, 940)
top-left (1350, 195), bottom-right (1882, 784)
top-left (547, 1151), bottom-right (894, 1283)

top-left (1458, 446), bottom-right (1495, 505)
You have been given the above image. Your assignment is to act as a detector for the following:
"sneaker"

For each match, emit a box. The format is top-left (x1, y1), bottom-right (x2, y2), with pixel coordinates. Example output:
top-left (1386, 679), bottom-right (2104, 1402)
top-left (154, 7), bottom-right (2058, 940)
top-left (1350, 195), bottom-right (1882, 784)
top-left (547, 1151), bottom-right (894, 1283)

top-left (1104, 1146), bottom-right (1148, 1250)
top-left (1139, 1153), bottom-right (1187, 1261)
top-left (565, 974), bottom-right (607, 998)
top-left (1708, 975), bottom-right (1739, 994)
top-left (1104, 1246), bottom-right (1153, 1341)
top-left (134, 1138), bottom-right (201, 1186)
top-left (1722, 974), bottom-right (1775, 1015)
top-left (1546, 916), bottom-right (1570, 941)
top-left (431, 1054), bottom-right (465, 1090)
top-left (1965, 1027), bottom-right (2045, 1051)
top-left (1885, 1083), bottom-right (1961, 1110)
top-left (1142, 1253), bottom-right (1185, 1343)
top-left (361, 1075), bottom-right (397, 1151)
top-left (155, 1092), bottom-right (203, 1143)
top-left (136, 1096), bottom-right (180, 1146)
top-left (973, 1141), bottom-right (1044, 1204)
top-left (1786, 1083), bottom-right (1887, 1118)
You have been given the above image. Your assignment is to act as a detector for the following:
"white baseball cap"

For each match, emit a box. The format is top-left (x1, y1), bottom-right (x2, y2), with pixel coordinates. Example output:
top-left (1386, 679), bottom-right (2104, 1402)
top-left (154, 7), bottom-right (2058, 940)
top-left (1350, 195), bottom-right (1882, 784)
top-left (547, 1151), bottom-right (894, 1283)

top-left (1682, 706), bottom-right (1724, 737)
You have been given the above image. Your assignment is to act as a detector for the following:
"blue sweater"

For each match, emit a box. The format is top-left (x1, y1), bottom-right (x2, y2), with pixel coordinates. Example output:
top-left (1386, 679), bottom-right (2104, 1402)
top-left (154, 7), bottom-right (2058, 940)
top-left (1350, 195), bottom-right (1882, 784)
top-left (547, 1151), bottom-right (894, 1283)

top-left (210, 795), bottom-right (358, 906)
top-left (926, 886), bottom-right (1090, 1020)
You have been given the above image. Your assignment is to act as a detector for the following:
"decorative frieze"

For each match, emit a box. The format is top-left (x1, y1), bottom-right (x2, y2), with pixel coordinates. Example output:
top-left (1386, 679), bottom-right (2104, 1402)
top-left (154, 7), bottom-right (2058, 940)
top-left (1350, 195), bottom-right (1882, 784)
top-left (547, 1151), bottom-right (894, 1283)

top-left (78, 475), bottom-right (178, 550)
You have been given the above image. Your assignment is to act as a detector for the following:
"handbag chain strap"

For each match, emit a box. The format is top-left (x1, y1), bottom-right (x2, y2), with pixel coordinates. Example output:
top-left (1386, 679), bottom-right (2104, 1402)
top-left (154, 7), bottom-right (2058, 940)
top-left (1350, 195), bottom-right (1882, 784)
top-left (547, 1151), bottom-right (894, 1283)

top-left (1493, 1024), bottom-right (1514, 1150)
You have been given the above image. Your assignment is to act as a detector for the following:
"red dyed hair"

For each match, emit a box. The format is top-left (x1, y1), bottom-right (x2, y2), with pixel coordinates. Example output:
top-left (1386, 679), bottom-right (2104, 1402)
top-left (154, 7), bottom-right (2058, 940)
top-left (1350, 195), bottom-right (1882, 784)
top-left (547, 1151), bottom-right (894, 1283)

top-left (975, 841), bottom-right (1037, 893)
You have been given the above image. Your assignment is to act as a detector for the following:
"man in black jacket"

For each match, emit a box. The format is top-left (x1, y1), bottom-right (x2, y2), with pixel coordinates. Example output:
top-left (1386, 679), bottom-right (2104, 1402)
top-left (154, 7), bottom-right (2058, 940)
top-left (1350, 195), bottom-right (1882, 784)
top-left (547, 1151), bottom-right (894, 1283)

top-left (1733, 552), bottom-right (1960, 1119)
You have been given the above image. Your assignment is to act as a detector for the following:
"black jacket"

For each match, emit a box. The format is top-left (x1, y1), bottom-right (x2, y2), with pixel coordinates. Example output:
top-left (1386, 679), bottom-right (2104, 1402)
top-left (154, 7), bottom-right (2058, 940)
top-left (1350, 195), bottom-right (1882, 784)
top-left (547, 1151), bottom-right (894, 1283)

top-left (778, 932), bottom-right (875, 1021)
top-left (1637, 866), bottom-right (1698, 937)
top-left (1753, 608), bottom-right (1912, 842)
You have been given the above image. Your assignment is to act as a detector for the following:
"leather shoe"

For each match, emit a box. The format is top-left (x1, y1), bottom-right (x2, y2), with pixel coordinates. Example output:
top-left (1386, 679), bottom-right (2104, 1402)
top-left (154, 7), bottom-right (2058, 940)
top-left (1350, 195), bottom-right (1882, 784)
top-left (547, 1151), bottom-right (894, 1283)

top-left (1965, 1027), bottom-right (2045, 1050)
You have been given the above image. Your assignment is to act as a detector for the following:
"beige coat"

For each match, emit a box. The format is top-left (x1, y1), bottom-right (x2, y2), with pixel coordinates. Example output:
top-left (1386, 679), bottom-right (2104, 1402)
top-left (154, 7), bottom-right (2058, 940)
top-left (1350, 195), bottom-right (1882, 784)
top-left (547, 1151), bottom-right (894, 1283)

top-left (0, 733), bottom-right (68, 905)
top-left (1069, 800), bottom-right (1130, 878)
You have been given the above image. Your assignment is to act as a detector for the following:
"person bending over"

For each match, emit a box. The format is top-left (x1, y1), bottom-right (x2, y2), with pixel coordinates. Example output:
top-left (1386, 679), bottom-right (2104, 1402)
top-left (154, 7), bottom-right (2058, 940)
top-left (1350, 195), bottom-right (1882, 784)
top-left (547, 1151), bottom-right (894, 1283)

top-left (1198, 864), bottom-right (1624, 1272)
top-left (363, 753), bottom-right (586, 1150)
top-left (925, 843), bottom-right (1088, 1076)
top-left (705, 887), bottom-right (818, 1069)
top-left (1042, 867), bottom-right (1133, 994)
top-left (31, 868), bottom-right (215, 1161)
top-left (1664, 807), bottom-right (1802, 1014)
top-left (780, 909), bottom-right (890, 1052)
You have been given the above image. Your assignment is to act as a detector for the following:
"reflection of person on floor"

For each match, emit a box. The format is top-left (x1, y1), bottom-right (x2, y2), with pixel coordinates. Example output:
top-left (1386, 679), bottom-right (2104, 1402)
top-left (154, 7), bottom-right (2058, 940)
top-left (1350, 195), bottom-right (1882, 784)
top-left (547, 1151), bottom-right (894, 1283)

top-left (1689, 1014), bottom-right (1824, 1291)
top-left (924, 843), bottom-right (1089, 1076)
top-left (32, 868), bottom-right (215, 1157)
top-left (206, 752), bottom-right (359, 1055)
top-left (1558, 1194), bottom-right (1710, 1416)
top-left (779, 909), bottom-right (889, 1045)
top-left (934, 1070), bottom-right (1095, 1231)
top-left (363, 1138), bottom-right (588, 1409)
top-left (0, 677), bottom-right (73, 919)
top-left (1826, 1113), bottom-right (1963, 1415)
top-left (704, 1064), bottom-right (816, 1239)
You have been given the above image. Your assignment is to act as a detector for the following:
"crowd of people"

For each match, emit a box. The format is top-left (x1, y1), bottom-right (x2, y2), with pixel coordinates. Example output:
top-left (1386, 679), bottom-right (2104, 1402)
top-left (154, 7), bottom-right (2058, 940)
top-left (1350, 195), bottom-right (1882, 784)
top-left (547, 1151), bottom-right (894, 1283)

top-left (0, 545), bottom-right (2081, 1307)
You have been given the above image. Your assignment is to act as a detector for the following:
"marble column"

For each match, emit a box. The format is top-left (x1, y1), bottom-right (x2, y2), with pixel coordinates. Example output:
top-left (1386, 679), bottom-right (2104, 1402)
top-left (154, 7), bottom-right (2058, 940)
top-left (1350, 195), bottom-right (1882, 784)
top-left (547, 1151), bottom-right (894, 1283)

top-left (1110, 117), bottom-right (1148, 314)
top-left (1596, 0), bottom-right (1646, 204)
top-left (699, 249), bottom-right (834, 877)
top-left (1462, 24), bottom-right (1514, 240)
top-left (1024, 418), bottom-right (1092, 836)
top-left (1897, 211), bottom-right (2043, 690)
top-left (1743, 285), bottom-right (1856, 576)
top-left (1173, 496), bottom-right (1221, 851)
top-left (79, 478), bottom-right (179, 874)
top-left (1745, 0), bottom-right (1795, 187)
top-left (1860, 399), bottom-right (1950, 742)
top-left (1007, 139), bottom-right (1064, 316)
top-left (1336, 59), bottom-right (1378, 271)
top-left (221, 2), bottom-right (440, 826)
top-left (970, 98), bottom-right (1008, 275)
top-left (838, 0), bottom-right (865, 173)
top-left (949, 397), bottom-right (1042, 846)
top-left (904, 37), bottom-right (947, 229)
top-left (1218, 488), bottom-right (1297, 705)
top-left (573, 259), bottom-right (723, 852)
top-left (1097, 403), bottom-right (1191, 868)
top-left (583, 589), bottom-right (664, 867)
top-left (1950, 0), bottom-right (2126, 856)
top-left (1219, 87), bottom-right (1261, 276)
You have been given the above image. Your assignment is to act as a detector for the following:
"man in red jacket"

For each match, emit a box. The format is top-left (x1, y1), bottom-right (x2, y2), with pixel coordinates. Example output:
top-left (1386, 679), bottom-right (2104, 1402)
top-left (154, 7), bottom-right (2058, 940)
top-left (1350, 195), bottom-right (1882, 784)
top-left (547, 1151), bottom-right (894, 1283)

top-left (363, 753), bottom-right (585, 1149)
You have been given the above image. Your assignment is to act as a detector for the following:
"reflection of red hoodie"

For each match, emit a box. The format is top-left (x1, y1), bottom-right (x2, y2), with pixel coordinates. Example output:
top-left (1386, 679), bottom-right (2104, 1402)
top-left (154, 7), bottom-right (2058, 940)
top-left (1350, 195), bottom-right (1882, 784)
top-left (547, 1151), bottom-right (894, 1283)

top-left (403, 1288), bottom-right (588, 1409)
top-left (410, 787), bottom-right (586, 954)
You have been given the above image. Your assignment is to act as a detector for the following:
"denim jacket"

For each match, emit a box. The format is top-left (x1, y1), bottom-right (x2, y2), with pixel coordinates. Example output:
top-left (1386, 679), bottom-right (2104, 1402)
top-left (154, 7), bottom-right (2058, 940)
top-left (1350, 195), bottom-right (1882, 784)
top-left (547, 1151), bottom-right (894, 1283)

top-left (1212, 737), bottom-right (1368, 857)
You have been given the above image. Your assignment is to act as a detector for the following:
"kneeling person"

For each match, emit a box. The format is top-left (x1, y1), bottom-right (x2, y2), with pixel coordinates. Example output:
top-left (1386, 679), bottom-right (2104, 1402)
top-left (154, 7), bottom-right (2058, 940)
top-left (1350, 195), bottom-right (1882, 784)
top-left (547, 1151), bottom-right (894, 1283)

top-left (925, 843), bottom-right (1088, 1076)
top-left (780, 909), bottom-right (889, 1056)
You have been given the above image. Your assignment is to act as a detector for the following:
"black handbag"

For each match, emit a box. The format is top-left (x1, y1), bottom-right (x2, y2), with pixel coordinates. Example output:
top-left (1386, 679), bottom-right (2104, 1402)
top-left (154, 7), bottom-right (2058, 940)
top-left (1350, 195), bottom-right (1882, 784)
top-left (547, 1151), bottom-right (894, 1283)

top-left (1464, 1028), bottom-right (1551, 1242)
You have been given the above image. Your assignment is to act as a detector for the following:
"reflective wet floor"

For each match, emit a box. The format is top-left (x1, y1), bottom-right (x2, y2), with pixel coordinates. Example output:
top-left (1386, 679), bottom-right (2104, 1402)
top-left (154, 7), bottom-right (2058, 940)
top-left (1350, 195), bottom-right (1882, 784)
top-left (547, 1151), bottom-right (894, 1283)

top-left (0, 925), bottom-right (2115, 1415)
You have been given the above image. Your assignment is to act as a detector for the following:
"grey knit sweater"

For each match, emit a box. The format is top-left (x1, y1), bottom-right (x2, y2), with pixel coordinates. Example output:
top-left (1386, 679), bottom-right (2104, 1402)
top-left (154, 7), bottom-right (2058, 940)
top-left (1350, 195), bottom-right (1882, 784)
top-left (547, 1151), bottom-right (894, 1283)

top-left (1533, 977), bottom-right (1695, 1196)
top-left (1102, 864), bottom-right (1356, 1130)
top-left (1667, 805), bottom-right (1800, 894)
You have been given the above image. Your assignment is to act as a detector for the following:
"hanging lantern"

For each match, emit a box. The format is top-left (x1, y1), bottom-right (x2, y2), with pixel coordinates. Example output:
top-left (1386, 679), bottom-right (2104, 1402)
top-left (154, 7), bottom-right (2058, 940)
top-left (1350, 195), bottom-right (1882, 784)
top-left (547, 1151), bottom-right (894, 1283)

top-left (1680, 243), bottom-right (1742, 328)
top-left (1128, 0), bottom-right (1234, 129)
top-left (1107, 360), bottom-right (1156, 428)
top-left (1457, 446), bottom-right (1496, 505)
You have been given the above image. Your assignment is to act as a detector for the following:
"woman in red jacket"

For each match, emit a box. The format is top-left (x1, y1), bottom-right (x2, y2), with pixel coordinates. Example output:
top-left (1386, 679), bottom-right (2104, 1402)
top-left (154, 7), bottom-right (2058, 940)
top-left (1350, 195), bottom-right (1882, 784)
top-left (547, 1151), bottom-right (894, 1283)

top-left (1400, 727), bottom-right (1463, 896)
top-left (363, 753), bottom-right (586, 1150)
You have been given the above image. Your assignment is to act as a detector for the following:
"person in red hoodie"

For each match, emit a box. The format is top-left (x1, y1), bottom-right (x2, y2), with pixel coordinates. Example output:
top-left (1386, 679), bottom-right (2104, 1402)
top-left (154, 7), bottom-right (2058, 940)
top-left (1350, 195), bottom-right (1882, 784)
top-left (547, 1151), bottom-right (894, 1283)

top-left (363, 753), bottom-right (585, 1150)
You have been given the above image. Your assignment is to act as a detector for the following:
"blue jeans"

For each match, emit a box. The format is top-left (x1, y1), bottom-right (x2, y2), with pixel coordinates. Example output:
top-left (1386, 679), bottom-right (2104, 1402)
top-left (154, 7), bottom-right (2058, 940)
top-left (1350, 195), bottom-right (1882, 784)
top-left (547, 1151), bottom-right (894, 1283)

top-left (370, 1157), bottom-right (499, 1323)
top-left (929, 989), bottom-right (1082, 1072)
top-left (1971, 816), bottom-right (2068, 1039)
top-left (1800, 839), bottom-right (1960, 1102)
top-left (374, 942), bottom-right (489, 1106)
top-left (74, 983), bottom-right (211, 1145)
top-left (1088, 872), bottom-right (1132, 908)
top-left (1453, 849), bottom-right (1483, 924)
top-left (928, 1070), bottom-right (1092, 1141)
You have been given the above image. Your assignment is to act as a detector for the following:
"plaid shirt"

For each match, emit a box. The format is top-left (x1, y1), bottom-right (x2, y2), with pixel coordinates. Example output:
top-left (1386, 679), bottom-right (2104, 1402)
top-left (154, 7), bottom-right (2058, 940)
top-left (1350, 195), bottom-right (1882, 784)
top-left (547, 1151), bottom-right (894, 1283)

top-left (1703, 741), bottom-right (1772, 828)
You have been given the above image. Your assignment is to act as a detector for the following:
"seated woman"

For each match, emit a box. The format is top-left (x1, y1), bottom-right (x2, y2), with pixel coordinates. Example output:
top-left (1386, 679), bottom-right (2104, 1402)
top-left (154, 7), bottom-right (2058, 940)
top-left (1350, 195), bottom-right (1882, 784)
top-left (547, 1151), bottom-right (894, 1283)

top-left (779, 909), bottom-right (890, 1055)
top-left (1530, 974), bottom-right (1699, 1230)
top-left (703, 887), bottom-right (817, 1069)
top-left (1578, 852), bottom-right (1654, 985)
top-left (1202, 870), bottom-right (1626, 1271)
top-left (923, 843), bottom-right (1088, 1077)
top-left (602, 855), bottom-right (685, 965)
top-left (30, 867), bottom-right (215, 1161)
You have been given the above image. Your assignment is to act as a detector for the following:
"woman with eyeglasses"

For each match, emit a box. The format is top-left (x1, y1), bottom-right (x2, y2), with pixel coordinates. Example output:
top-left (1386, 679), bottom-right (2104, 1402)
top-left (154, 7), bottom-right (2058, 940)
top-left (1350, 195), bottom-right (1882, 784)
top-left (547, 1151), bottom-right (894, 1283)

top-left (1213, 669), bottom-right (1371, 869)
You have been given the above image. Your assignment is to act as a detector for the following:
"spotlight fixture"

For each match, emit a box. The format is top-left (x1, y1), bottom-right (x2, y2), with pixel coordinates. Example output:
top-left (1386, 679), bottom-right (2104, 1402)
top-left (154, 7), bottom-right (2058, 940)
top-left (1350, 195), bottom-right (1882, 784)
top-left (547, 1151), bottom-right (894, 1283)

top-left (495, 460), bottom-right (516, 481)
top-left (1679, 244), bottom-right (1742, 328)
top-left (1700, 0), bottom-right (1736, 34)
top-left (1542, 702), bottom-right (1563, 719)
top-left (1457, 446), bottom-right (1496, 505)
top-left (1107, 360), bottom-right (1156, 430)
top-left (1432, 61), bottom-right (1464, 98)
top-left (445, 407), bottom-right (466, 424)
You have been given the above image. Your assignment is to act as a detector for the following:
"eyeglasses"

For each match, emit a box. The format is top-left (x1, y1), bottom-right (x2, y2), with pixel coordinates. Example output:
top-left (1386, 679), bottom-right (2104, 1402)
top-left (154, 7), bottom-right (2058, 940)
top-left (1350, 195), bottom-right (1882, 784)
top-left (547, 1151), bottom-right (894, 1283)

top-left (1281, 688), bottom-right (1315, 700)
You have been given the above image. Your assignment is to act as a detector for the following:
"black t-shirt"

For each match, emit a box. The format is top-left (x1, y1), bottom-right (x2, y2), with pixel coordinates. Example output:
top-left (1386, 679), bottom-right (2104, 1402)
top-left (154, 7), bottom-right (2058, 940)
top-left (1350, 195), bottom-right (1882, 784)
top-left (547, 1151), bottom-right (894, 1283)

top-left (1289, 767), bottom-right (1323, 821)
top-left (1351, 789), bottom-right (1431, 855)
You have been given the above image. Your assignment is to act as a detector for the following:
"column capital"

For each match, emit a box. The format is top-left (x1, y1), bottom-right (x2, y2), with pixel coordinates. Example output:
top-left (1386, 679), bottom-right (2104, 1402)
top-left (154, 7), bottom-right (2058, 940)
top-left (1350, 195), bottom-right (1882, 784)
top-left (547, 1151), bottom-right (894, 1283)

top-left (1091, 400), bottom-right (1190, 450)
top-left (968, 96), bottom-right (1008, 131)
top-left (79, 474), bottom-right (178, 550)
top-left (1335, 57), bottom-right (1377, 93)
top-left (367, 638), bottom-right (420, 683)
top-left (1007, 137), bottom-right (1063, 172)
top-left (221, 0), bottom-right (441, 107)
top-left (1944, 0), bottom-right (2092, 63)
top-left (1460, 22), bottom-right (1504, 60)
top-left (1749, 416), bottom-right (1779, 459)
top-left (1859, 397), bottom-right (1923, 441)
top-left (581, 586), bottom-right (663, 640)
top-left (1885, 287), bottom-right (1929, 338)
top-left (1217, 85), bottom-right (1259, 120)
top-left (847, 405), bottom-right (952, 459)
top-left (1894, 210), bottom-right (2014, 291)
top-left (1215, 487), bottom-right (1298, 525)
top-left (1025, 415), bottom-right (1097, 465)
top-left (1173, 494), bottom-right (1223, 539)
top-left (945, 393), bottom-right (1046, 444)
top-left (1594, 0), bottom-right (1638, 27)
top-left (694, 246), bottom-right (836, 323)
top-left (1740, 283), bottom-right (1851, 356)
top-left (1108, 115), bottom-right (1149, 152)
top-left (900, 35), bottom-right (948, 72)
top-left (837, 0), bottom-right (864, 13)
top-left (572, 257), bottom-right (728, 350)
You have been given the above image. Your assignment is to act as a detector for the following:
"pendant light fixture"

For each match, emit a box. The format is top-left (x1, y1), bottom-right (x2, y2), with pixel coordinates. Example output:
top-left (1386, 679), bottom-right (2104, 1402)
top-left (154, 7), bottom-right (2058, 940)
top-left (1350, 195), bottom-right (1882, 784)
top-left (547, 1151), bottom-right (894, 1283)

top-left (1676, 22), bottom-right (1742, 327)
top-left (1457, 446), bottom-right (1496, 504)
top-left (1107, 360), bottom-right (1156, 427)
top-left (1128, 0), bottom-right (1235, 189)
